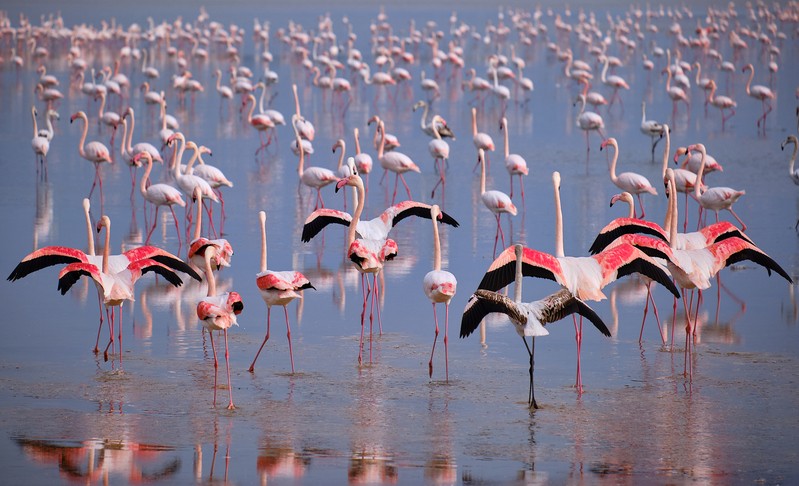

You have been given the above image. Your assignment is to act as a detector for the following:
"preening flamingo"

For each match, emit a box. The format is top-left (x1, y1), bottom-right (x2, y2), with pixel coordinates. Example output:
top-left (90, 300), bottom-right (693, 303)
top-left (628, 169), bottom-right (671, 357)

top-left (461, 286), bottom-right (609, 408)
top-left (423, 204), bottom-right (457, 382)
top-left (600, 137), bottom-right (658, 218)
top-left (413, 100), bottom-right (455, 139)
top-left (500, 116), bottom-right (529, 203)
top-left (673, 146), bottom-right (724, 175)
top-left (135, 152), bottom-right (185, 245)
top-left (187, 187), bottom-right (232, 272)
top-left (70, 110), bottom-right (112, 198)
top-left (249, 211), bottom-right (314, 373)
top-left (197, 246), bottom-right (243, 410)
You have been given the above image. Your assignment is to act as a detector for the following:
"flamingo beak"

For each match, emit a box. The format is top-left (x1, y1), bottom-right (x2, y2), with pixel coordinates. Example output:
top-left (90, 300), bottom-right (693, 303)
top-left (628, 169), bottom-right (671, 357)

top-left (335, 178), bottom-right (348, 193)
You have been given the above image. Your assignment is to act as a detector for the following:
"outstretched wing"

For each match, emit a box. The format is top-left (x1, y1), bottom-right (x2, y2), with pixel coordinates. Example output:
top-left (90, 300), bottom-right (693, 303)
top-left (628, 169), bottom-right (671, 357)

top-left (301, 209), bottom-right (352, 242)
top-left (124, 246), bottom-right (201, 281)
top-left (477, 246), bottom-right (562, 292)
top-left (385, 201), bottom-right (460, 229)
top-left (8, 246), bottom-right (89, 281)
top-left (710, 237), bottom-right (792, 283)
top-left (588, 218), bottom-right (669, 255)
top-left (460, 290), bottom-right (525, 338)
top-left (127, 259), bottom-right (184, 287)
top-left (595, 243), bottom-right (680, 298)
top-left (57, 262), bottom-right (101, 295)
top-left (539, 289), bottom-right (611, 337)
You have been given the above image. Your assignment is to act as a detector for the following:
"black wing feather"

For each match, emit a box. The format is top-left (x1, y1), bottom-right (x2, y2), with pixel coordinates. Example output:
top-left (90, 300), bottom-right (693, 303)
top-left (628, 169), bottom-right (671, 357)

top-left (8, 254), bottom-right (82, 282)
top-left (588, 223), bottom-right (668, 255)
top-left (616, 259), bottom-right (681, 298)
top-left (724, 248), bottom-right (792, 283)
top-left (57, 269), bottom-right (92, 295)
top-left (150, 255), bottom-right (202, 282)
top-left (301, 214), bottom-right (350, 242)
top-left (141, 264), bottom-right (184, 287)
top-left (460, 290), bottom-right (524, 338)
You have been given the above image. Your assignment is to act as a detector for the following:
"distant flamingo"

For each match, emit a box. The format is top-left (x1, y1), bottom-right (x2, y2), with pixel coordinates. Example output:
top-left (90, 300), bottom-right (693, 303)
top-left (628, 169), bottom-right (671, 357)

top-left (742, 63), bottom-right (776, 132)
top-left (662, 66), bottom-right (690, 117)
top-left (352, 127), bottom-right (373, 177)
top-left (249, 211), bottom-right (314, 373)
top-left (600, 137), bottom-right (658, 218)
top-left (689, 143), bottom-right (747, 231)
top-left (368, 115), bottom-right (399, 152)
top-left (423, 204), bottom-right (457, 381)
top-left (499, 116), bottom-right (529, 203)
top-left (478, 148), bottom-right (517, 258)
top-left (95, 90), bottom-right (121, 145)
top-left (135, 152), bottom-right (185, 245)
top-left (427, 115), bottom-right (450, 198)
top-left (471, 107), bottom-right (495, 170)
top-left (293, 115), bottom-right (337, 210)
top-left (187, 187), bottom-right (232, 272)
top-left (413, 100), bottom-right (455, 139)
top-left (640, 101), bottom-right (666, 160)
top-left (782, 135), bottom-right (799, 230)
top-left (291, 83), bottom-right (315, 141)
top-left (658, 125), bottom-right (703, 231)
top-left (574, 94), bottom-right (605, 152)
top-left (31, 106), bottom-right (50, 165)
top-left (243, 93), bottom-right (275, 151)
top-left (707, 80), bottom-right (737, 130)
top-left (197, 246), bottom-right (243, 410)
top-left (70, 111), bottom-right (112, 198)
top-left (376, 119), bottom-right (420, 205)
top-left (599, 55), bottom-right (629, 108)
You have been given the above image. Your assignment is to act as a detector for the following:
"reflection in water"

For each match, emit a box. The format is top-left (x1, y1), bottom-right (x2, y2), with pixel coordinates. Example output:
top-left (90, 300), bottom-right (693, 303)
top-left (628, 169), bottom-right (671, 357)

top-left (349, 370), bottom-right (397, 485)
top-left (194, 414), bottom-right (233, 484)
top-left (15, 437), bottom-right (180, 484)
top-left (423, 389), bottom-right (457, 486)
top-left (33, 178), bottom-right (53, 251)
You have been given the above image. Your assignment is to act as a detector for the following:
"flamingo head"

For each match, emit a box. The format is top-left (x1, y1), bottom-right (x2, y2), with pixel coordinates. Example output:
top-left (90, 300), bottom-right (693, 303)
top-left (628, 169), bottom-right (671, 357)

top-left (599, 138), bottom-right (616, 151)
top-left (228, 292), bottom-right (244, 315)
top-left (673, 146), bottom-right (687, 164)
top-left (132, 152), bottom-right (147, 167)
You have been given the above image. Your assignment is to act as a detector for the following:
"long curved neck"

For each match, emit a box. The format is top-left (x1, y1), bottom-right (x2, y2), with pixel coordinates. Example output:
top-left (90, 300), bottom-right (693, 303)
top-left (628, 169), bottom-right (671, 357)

top-left (204, 250), bottom-right (216, 296)
top-left (660, 127), bottom-right (671, 179)
top-left (172, 135), bottom-right (186, 179)
top-left (45, 113), bottom-right (54, 134)
top-left (513, 244), bottom-right (523, 302)
top-left (335, 141), bottom-right (345, 170)
top-left (77, 113), bottom-right (88, 158)
top-left (664, 68), bottom-right (672, 91)
top-left (292, 84), bottom-right (301, 117)
top-left (553, 178), bottom-right (564, 258)
top-left (160, 101), bottom-right (167, 130)
top-left (126, 108), bottom-right (135, 152)
top-left (377, 121), bottom-right (385, 159)
top-left (479, 151), bottom-right (486, 195)
top-left (471, 108), bottom-right (477, 137)
top-left (419, 103), bottom-right (429, 129)
top-left (708, 82), bottom-right (716, 103)
top-left (694, 63), bottom-right (701, 83)
top-left (258, 83), bottom-right (266, 113)
top-left (31, 107), bottom-right (38, 136)
top-left (744, 66), bottom-right (754, 95)
top-left (668, 172), bottom-right (677, 246)
top-left (187, 145), bottom-right (201, 173)
top-left (693, 147), bottom-right (707, 199)
top-left (215, 71), bottom-right (222, 91)
top-left (140, 155), bottom-right (153, 197)
top-left (354, 128), bottom-right (362, 154)
top-left (347, 177), bottom-right (365, 248)
top-left (578, 95), bottom-right (586, 115)
top-left (101, 219), bottom-right (110, 274)
top-left (601, 57), bottom-right (609, 83)
top-left (641, 102), bottom-right (646, 124)
top-left (98, 92), bottom-right (107, 117)
top-left (789, 141), bottom-right (798, 175)
top-left (431, 213), bottom-right (441, 272)
top-left (608, 141), bottom-right (619, 181)
top-left (502, 118), bottom-right (509, 158)
top-left (564, 53), bottom-right (572, 76)
top-left (246, 97), bottom-right (256, 123)
top-left (260, 213), bottom-right (268, 273)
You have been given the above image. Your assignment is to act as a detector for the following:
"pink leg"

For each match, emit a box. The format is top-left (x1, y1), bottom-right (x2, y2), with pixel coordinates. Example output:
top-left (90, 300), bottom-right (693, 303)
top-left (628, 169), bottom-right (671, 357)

top-left (284, 305), bottom-right (295, 373)
top-left (169, 206), bottom-right (182, 245)
top-left (248, 306), bottom-right (272, 372)
top-left (94, 294), bottom-right (104, 353)
top-left (223, 329), bottom-right (235, 410)
top-left (146, 206), bottom-right (160, 244)
top-left (573, 315), bottom-right (583, 393)
top-left (399, 174), bottom-right (412, 201)
top-left (429, 302), bottom-right (439, 379)
top-left (209, 330), bottom-right (218, 407)
top-left (391, 173), bottom-right (399, 205)
top-left (443, 302), bottom-right (450, 382)
top-left (358, 274), bottom-right (369, 365)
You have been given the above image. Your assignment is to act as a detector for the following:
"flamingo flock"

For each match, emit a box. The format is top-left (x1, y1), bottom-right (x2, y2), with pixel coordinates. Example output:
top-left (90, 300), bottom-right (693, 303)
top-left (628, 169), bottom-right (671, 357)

top-left (4, 3), bottom-right (798, 413)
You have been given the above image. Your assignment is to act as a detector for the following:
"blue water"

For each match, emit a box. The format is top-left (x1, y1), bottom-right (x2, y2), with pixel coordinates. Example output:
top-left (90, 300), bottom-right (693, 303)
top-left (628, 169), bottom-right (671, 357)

top-left (1, 2), bottom-right (798, 484)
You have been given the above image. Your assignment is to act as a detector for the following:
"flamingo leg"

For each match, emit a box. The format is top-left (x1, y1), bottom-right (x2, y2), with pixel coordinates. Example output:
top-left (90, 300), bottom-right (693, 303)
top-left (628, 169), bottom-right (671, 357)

top-left (223, 329), bottom-right (235, 410)
top-left (399, 173), bottom-right (413, 201)
top-left (429, 302), bottom-right (439, 379)
top-left (209, 329), bottom-right (218, 407)
top-left (574, 315), bottom-right (583, 394)
top-left (358, 274), bottom-right (369, 365)
top-left (522, 336), bottom-right (538, 409)
top-left (284, 305), bottom-right (295, 373)
top-left (248, 306), bottom-right (272, 372)
top-left (93, 294), bottom-right (104, 353)
top-left (368, 273), bottom-right (378, 364)
top-left (727, 207), bottom-right (747, 232)
top-left (169, 206), bottom-right (182, 245)
top-left (146, 206), bottom-right (160, 244)
top-left (443, 302), bottom-right (450, 382)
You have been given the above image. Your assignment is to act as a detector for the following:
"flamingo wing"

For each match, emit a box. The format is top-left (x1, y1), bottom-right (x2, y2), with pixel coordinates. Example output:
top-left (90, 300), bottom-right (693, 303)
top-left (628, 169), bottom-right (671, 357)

top-left (700, 222), bottom-right (754, 246)
top-left (594, 243), bottom-right (680, 298)
top-left (301, 209), bottom-right (352, 242)
top-left (709, 238), bottom-right (792, 283)
top-left (123, 246), bottom-right (201, 281)
top-left (536, 288), bottom-right (611, 337)
top-left (126, 258), bottom-right (185, 287)
top-left (385, 201), bottom-right (460, 230)
top-left (57, 262), bottom-right (101, 295)
top-left (460, 289), bottom-right (527, 338)
top-left (477, 246), bottom-right (563, 292)
top-left (8, 246), bottom-right (89, 281)
top-left (588, 218), bottom-right (668, 254)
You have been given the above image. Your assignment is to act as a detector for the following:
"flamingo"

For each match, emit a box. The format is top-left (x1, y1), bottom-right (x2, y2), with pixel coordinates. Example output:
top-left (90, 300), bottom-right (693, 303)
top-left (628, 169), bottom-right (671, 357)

top-left (707, 80), bottom-right (737, 130)
top-left (574, 94), bottom-right (605, 152)
top-left (70, 111), bottom-right (112, 198)
top-left (599, 55), bottom-right (629, 108)
top-left (335, 169), bottom-right (398, 365)
top-left (249, 211), bottom-right (314, 374)
top-left (291, 84), bottom-right (315, 141)
top-left (157, 97), bottom-right (175, 149)
top-left (673, 146), bottom-right (724, 175)
top-left (413, 100), bottom-right (455, 139)
top-left (135, 152), bottom-right (185, 245)
top-left (121, 107), bottom-right (163, 173)
top-left (782, 135), bottom-right (799, 230)
top-left (601, 137), bottom-right (658, 218)
top-left (139, 81), bottom-right (163, 105)
top-left (186, 184), bottom-right (231, 274)
top-left (352, 127), bottom-right (373, 177)
top-left (243, 93), bottom-right (275, 152)
top-left (640, 101), bottom-right (666, 160)
top-left (499, 116), bottom-right (529, 204)
top-left (428, 115), bottom-right (450, 197)
top-left (191, 147), bottom-right (234, 224)
top-left (477, 171), bottom-right (679, 391)
top-left (689, 143), bottom-right (747, 231)
top-left (56, 215), bottom-right (186, 361)
top-left (423, 204), bottom-right (457, 382)
top-left (578, 78), bottom-right (608, 111)
top-left (368, 115), bottom-right (399, 151)
top-left (196, 246), bottom-right (243, 410)
top-left (31, 106), bottom-right (50, 165)
top-left (478, 148), bottom-right (517, 258)
top-left (471, 107), bottom-right (495, 170)
top-left (657, 125), bottom-right (704, 231)
top-left (376, 120), bottom-right (420, 205)
top-left (293, 115), bottom-right (337, 210)
top-left (662, 66), bottom-right (690, 117)
top-left (742, 63), bottom-right (776, 131)
top-left (213, 68), bottom-right (234, 101)
top-left (461, 287), bottom-right (609, 408)
top-left (95, 90), bottom-right (121, 144)
top-left (37, 108), bottom-right (59, 141)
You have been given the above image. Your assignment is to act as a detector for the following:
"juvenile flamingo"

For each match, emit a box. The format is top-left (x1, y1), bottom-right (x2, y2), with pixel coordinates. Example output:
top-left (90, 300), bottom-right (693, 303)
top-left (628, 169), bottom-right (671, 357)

top-left (197, 246), bottom-right (243, 410)
top-left (421, 203), bottom-right (458, 382)
top-left (249, 211), bottom-right (314, 373)
top-left (70, 111), bottom-right (112, 198)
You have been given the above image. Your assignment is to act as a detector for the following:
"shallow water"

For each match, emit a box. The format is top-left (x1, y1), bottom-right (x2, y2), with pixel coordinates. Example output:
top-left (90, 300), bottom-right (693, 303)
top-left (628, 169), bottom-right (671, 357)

top-left (1, 2), bottom-right (799, 484)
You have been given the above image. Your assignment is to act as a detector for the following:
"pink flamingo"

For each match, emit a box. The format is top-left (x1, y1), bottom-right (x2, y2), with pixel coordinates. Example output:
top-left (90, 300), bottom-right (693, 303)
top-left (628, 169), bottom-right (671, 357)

top-left (689, 143), bottom-right (747, 231)
top-left (471, 107), bottom-right (495, 170)
top-left (427, 115), bottom-right (450, 198)
top-left (707, 80), bottom-right (737, 130)
top-left (600, 137), bottom-right (658, 219)
top-left (243, 93), bottom-right (275, 152)
top-left (70, 111), bottom-right (112, 198)
top-left (574, 94), bottom-right (605, 153)
top-left (249, 211), bottom-right (314, 373)
top-left (135, 152), bottom-right (185, 245)
top-left (599, 55), bottom-right (629, 108)
top-left (742, 63), bottom-right (775, 132)
top-left (197, 246), bottom-right (243, 410)
top-left (293, 115), bottom-right (337, 210)
top-left (500, 116), bottom-right (529, 204)
top-left (376, 120), bottom-right (420, 205)
top-left (478, 147), bottom-right (517, 258)
top-left (423, 204), bottom-right (457, 381)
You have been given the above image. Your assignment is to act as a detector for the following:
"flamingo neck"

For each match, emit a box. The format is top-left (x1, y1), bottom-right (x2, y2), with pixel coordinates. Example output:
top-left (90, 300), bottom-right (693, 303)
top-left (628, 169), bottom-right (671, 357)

top-left (601, 57), bottom-right (609, 83)
top-left (432, 214), bottom-right (441, 272)
top-left (513, 244), bottom-right (523, 302)
top-left (419, 102), bottom-right (429, 130)
top-left (347, 176), bottom-right (365, 249)
top-left (101, 218), bottom-right (110, 274)
top-left (259, 213), bottom-right (268, 273)
top-left (187, 145), bottom-right (200, 173)
top-left (172, 135), bottom-right (186, 179)
top-left (744, 66), bottom-right (754, 95)
top-left (641, 102), bottom-right (646, 125)
top-left (789, 141), bottom-right (798, 175)
top-left (31, 107), bottom-right (38, 137)
top-left (660, 126), bottom-right (671, 179)
top-left (204, 249), bottom-right (217, 297)
top-left (564, 53), bottom-right (572, 76)
top-left (140, 155), bottom-right (152, 197)
top-left (668, 171), bottom-right (678, 247)
top-left (160, 101), bottom-right (167, 131)
top-left (125, 109), bottom-right (135, 154)
top-left (377, 121), bottom-right (385, 159)
top-left (471, 109), bottom-right (477, 137)
top-left (296, 135), bottom-right (305, 176)
top-left (215, 71), bottom-right (222, 91)
top-left (84, 202), bottom-right (95, 256)
top-left (665, 69), bottom-right (672, 91)
top-left (553, 177), bottom-right (564, 258)
top-left (693, 146), bottom-right (707, 199)
top-left (479, 151), bottom-right (486, 196)
top-left (608, 141), bottom-right (619, 181)
top-left (694, 63), bottom-right (701, 84)
top-left (77, 113), bottom-right (88, 158)
top-left (247, 97), bottom-right (256, 124)
top-left (193, 188), bottom-right (203, 241)
top-left (335, 141), bottom-right (345, 170)
top-left (292, 84), bottom-right (301, 117)
top-left (578, 95), bottom-right (586, 115)
top-left (98, 92), bottom-right (106, 117)
top-left (258, 83), bottom-right (266, 113)
top-left (354, 128), bottom-right (362, 154)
